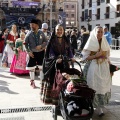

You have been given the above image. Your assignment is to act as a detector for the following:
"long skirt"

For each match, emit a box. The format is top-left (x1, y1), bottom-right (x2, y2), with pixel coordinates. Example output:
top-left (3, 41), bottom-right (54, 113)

top-left (40, 79), bottom-right (59, 105)
top-left (83, 60), bottom-right (111, 108)
top-left (10, 51), bottom-right (29, 74)
top-left (1, 44), bottom-right (14, 67)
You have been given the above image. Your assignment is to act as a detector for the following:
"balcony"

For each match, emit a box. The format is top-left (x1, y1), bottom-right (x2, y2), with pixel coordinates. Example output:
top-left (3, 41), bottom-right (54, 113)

top-left (95, 14), bottom-right (100, 20)
top-left (116, 12), bottom-right (120, 17)
top-left (81, 4), bottom-right (84, 9)
top-left (80, 16), bottom-right (84, 21)
top-left (104, 13), bottom-right (110, 18)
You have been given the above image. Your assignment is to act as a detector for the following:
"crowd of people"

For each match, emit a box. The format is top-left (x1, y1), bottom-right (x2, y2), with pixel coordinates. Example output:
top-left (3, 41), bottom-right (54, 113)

top-left (0, 19), bottom-right (113, 117)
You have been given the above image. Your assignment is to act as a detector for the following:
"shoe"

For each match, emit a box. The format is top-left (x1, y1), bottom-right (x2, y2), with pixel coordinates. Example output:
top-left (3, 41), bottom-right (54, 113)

top-left (99, 113), bottom-right (105, 117)
top-left (30, 80), bottom-right (36, 89)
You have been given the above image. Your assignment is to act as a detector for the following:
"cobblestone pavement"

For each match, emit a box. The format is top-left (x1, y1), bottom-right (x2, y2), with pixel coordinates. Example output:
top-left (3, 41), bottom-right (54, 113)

top-left (0, 50), bottom-right (120, 120)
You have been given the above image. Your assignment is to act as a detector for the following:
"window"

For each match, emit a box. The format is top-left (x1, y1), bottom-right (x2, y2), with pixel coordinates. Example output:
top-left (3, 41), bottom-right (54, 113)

top-left (89, 10), bottom-right (92, 19)
top-left (81, 0), bottom-right (84, 9)
top-left (66, 5), bottom-right (69, 8)
top-left (81, 11), bottom-right (84, 21)
top-left (105, 24), bottom-right (109, 30)
top-left (117, 4), bottom-right (120, 11)
top-left (88, 25), bottom-right (92, 31)
top-left (106, 0), bottom-right (110, 3)
top-left (97, 0), bottom-right (100, 6)
top-left (116, 4), bottom-right (120, 17)
top-left (96, 8), bottom-right (100, 19)
top-left (105, 6), bottom-right (110, 18)
top-left (71, 14), bottom-right (74, 17)
top-left (66, 14), bottom-right (68, 17)
top-left (89, 0), bottom-right (92, 7)
top-left (71, 5), bottom-right (74, 8)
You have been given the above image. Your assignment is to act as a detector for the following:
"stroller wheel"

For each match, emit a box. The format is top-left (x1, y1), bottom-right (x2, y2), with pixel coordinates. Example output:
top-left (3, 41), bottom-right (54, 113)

top-left (52, 105), bottom-right (57, 120)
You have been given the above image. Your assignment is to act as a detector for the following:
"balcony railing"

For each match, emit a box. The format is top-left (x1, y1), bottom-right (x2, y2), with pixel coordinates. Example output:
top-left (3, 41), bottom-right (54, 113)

top-left (81, 4), bottom-right (84, 9)
top-left (116, 12), bottom-right (120, 17)
top-left (96, 14), bottom-right (100, 20)
top-left (80, 16), bottom-right (84, 21)
top-left (104, 13), bottom-right (109, 18)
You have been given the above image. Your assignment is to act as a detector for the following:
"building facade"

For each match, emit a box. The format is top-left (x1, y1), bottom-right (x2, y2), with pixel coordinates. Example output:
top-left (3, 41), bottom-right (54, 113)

top-left (78, 0), bottom-right (120, 35)
top-left (63, 0), bottom-right (78, 29)
top-left (0, 0), bottom-right (78, 30)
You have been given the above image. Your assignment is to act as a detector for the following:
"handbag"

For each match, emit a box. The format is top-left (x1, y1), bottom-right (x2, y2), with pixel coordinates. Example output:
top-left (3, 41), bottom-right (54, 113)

top-left (50, 70), bottom-right (65, 99)
top-left (110, 64), bottom-right (119, 73)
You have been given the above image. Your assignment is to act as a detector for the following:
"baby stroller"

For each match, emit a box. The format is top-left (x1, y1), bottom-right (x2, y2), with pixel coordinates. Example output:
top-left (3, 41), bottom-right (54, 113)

top-left (52, 60), bottom-right (95, 120)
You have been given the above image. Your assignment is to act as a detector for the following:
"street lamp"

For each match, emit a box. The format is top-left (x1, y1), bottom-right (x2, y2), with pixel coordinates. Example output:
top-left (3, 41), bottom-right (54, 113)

top-left (86, 16), bottom-right (91, 31)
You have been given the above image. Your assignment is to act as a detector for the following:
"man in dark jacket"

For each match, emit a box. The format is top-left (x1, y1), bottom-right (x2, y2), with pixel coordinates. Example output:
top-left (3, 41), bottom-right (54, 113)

top-left (24, 19), bottom-right (47, 88)
top-left (70, 30), bottom-right (77, 55)
top-left (80, 27), bottom-right (89, 50)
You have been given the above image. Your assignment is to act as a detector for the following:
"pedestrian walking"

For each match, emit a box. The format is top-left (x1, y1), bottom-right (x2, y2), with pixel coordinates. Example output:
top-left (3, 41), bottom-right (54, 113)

top-left (82, 26), bottom-right (111, 117)
top-left (70, 30), bottom-right (77, 56)
top-left (103, 25), bottom-right (112, 45)
top-left (24, 19), bottom-right (47, 88)
top-left (40, 24), bottom-right (75, 104)
top-left (41, 23), bottom-right (51, 42)
top-left (10, 32), bottom-right (29, 74)
top-left (37, 23), bottom-right (51, 79)
top-left (1, 24), bottom-right (19, 67)
top-left (80, 27), bottom-right (89, 51)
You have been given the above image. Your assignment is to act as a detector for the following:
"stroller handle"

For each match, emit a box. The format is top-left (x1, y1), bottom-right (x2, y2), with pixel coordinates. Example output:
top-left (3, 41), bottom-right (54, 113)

top-left (55, 59), bottom-right (83, 76)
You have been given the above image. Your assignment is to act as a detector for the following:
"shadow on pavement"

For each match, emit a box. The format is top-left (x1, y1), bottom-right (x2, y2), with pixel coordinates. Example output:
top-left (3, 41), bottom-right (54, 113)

top-left (0, 80), bottom-right (19, 94)
top-left (109, 84), bottom-right (120, 105)
top-left (0, 74), bottom-right (16, 79)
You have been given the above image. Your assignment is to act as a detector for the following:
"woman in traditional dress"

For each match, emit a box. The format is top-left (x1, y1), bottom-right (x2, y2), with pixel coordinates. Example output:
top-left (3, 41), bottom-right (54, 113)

top-left (82, 26), bottom-right (111, 117)
top-left (10, 32), bottom-right (29, 74)
top-left (40, 24), bottom-right (75, 104)
top-left (1, 24), bottom-right (18, 67)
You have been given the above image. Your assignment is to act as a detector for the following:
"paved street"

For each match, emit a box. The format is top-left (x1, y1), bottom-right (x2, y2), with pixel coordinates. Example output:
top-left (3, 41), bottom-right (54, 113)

top-left (0, 50), bottom-right (120, 120)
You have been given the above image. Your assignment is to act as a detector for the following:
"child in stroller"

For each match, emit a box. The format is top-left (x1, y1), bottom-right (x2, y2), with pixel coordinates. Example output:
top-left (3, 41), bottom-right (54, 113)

top-left (52, 61), bottom-right (95, 120)
top-left (64, 80), bottom-right (90, 117)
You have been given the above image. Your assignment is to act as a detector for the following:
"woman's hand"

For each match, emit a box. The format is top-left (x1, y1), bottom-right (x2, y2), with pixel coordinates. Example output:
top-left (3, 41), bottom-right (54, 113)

top-left (56, 58), bottom-right (62, 63)
top-left (71, 58), bottom-right (76, 62)
top-left (17, 48), bottom-right (20, 51)
top-left (28, 52), bottom-right (34, 58)
top-left (95, 50), bottom-right (103, 58)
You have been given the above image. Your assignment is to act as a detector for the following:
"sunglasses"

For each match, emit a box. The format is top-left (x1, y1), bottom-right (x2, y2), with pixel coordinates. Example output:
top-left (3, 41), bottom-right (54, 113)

top-left (44, 29), bottom-right (48, 30)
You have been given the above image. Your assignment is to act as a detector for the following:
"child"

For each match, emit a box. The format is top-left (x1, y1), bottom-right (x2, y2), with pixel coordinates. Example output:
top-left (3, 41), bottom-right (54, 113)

top-left (64, 81), bottom-right (89, 116)
top-left (10, 32), bottom-right (29, 74)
